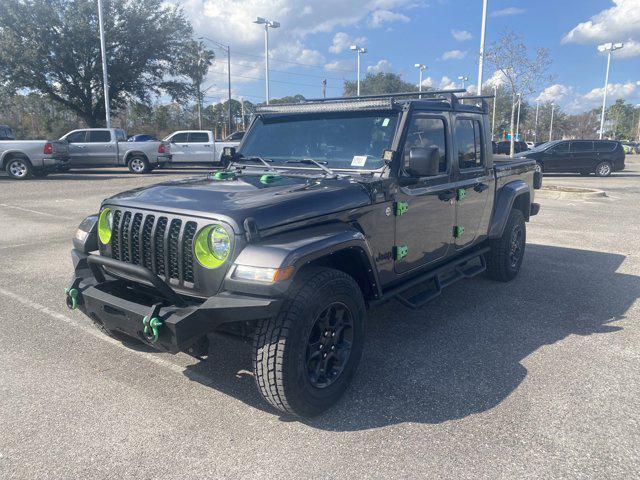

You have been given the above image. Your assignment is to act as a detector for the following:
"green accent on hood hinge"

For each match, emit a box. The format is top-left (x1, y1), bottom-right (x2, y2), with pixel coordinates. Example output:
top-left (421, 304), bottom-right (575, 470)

top-left (457, 188), bottom-right (466, 201)
top-left (395, 201), bottom-right (409, 216)
top-left (394, 245), bottom-right (408, 261)
top-left (260, 173), bottom-right (282, 184)
top-left (211, 171), bottom-right (237, 181)
top-left (454, 226), bottom-right (465, 238)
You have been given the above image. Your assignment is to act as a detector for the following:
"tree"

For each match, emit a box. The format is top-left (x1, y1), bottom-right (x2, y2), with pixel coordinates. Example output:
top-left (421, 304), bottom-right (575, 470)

top-left (484, 30), bottom-right (552, 155)
top-left (343, 72), bottom-right (417, 96)
top-left (174, 40), bottom-right (215, 129)
top-left (0, 0), bottom-right (192, 127)
top-left (606, 99), bottom-right (636, 140)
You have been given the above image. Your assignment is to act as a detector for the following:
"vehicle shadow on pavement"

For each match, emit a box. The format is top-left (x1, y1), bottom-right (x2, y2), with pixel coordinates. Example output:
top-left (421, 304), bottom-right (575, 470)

top-left (183, 244), bottom-right (638, 429)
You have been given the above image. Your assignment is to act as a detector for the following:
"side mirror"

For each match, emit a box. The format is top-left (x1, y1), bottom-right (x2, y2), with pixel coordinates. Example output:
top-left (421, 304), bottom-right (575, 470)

top-left (405, 146), bottom-right (440, 177)
top-left (221, 146), bottom-right (236, 166)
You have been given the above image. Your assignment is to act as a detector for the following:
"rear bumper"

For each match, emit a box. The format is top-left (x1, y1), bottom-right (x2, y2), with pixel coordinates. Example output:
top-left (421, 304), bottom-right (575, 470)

top-left (68, 250), bottom-right (282, 353)
top-left (40, 157), bottom-right (70, 171)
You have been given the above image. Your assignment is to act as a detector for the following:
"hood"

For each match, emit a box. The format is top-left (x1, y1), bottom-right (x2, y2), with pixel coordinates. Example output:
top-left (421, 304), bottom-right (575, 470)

top-left (105, 172), bottom-right (373, 233)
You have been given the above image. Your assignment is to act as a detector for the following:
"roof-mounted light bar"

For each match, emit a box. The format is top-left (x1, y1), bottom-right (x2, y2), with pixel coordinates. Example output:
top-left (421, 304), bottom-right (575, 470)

top-left (255, 98), bottom-right (394, 114)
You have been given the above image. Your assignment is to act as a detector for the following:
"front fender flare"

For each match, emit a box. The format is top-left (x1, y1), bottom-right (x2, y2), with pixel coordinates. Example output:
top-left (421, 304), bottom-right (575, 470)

top-left (224, 223), bottom-right (381, 298)
top-left (488, 180), bottom-right (531, 239)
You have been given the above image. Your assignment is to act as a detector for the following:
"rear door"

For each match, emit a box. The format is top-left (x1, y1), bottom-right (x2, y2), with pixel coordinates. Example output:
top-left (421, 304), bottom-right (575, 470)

top-left (86, 129), bottom-right (116, 165)
top-left (453, 116), bottom-right (493, 250)
top-left (187, 132), bottom-right (215, 163)
top-left (167, 132), bottom-right (189, 163)
top-left (65, 130), bottom-right (89, 165)
top-left (569, 141), bottom-right (595, 171)
top-left (394, 113), bottom-right (456, 274)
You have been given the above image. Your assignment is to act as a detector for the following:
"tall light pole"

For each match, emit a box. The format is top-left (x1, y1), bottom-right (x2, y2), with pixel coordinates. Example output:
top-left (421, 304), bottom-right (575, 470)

top-left (458, 76), bottom-right (469, 91)
top-left (515, 93), bottom-right (522, 141)
top-left (549, 102), bottom-right (555, 142)
top-left (97, 0), bottom-right (111, 128)
top-left (350, 45), bottom-right (366, 96)
top-left (254, 17), bottom-right (280, 105)
top-left (491, 84), bottom-right (497, 140)
top-left (477, 0), bottom-right (488, 94)
top-left (534, 100), bottom-right (539, 143)
top-left (414, 64), bottom-right (427, 92)
top-left (597, 42), bottom-right (624, 139)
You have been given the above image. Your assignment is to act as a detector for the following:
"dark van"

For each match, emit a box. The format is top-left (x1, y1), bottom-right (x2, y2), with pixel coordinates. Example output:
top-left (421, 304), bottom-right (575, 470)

top-left (495, 140), bottom-right (529, 155)
top-left (516, 140), bottom-right (625, 177)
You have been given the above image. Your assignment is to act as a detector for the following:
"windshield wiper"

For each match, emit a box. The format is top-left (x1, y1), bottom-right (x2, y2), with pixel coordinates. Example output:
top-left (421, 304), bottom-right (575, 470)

top-left (285, 158), bottom-right (336, 177)
top-left (232, 155), bottom-right (277, 171)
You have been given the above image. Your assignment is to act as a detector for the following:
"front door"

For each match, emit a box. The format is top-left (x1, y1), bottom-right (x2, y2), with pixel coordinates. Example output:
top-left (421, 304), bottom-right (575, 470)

top-left (394, 114), bottom-right (456, 274)
top-left (168, 132), bottom-right (190, 163)
top-left (65, 130), bottom-right (89, 166)
top-left (453, 117), bottom-right (492, 250)
top-left (544, 141), bottom-right (570, 172)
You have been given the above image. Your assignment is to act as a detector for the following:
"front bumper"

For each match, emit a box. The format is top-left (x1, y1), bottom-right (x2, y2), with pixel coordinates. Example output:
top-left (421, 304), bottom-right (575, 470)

top-left (68, 250), bottom-right (282, 353)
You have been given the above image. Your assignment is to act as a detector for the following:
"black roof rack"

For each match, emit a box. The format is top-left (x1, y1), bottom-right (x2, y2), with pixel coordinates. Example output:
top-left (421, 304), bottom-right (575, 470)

top-left (254, 89), bottom-right (492, 115)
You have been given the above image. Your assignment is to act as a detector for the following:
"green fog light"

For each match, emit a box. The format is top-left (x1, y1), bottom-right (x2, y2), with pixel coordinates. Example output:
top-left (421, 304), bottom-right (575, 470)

top-left (195, 225), bottom-right (230, 269)
top-left (98, 208), bottom-right (113, 245)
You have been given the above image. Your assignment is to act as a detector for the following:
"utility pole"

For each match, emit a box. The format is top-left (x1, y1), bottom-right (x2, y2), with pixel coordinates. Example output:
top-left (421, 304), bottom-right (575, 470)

top-left (97, 0), bottom-right (111, 128)
top-left (240, 97), bottom-right (246, 130)
top-left (350, 44), bottom-right (366, 96)
top-left (254, 17), bottom-right (280, 105)
top-left (198, 36), bottom-right (233, 133)
top-left (515, 93), bottom-right (522, 141)
top-left (322, 79), bottom-right (327, 98)
top-left (549, 102), bottom-right (555, 142)
top-left (534, 100), bottom-right (539, 143)
top-left (491, 84), bottom-right (497, 141)
top-left (414, 64), bottom-right (427, 97)
top-left (477, 0), bottom-right (488, 95)
top-left (597, 42), bottom-right (624, 139)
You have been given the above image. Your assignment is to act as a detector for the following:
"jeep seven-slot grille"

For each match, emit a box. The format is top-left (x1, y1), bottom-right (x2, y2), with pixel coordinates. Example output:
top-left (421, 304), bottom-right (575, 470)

top-left (109, 209), bottom-right (198, 286)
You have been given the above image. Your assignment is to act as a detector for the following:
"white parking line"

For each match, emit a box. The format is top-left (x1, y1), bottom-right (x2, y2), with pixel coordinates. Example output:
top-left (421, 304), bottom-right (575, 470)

top-left (0, 203), bottom-right (66, 219)
top-left (0, 286), bottom-right (215, 386)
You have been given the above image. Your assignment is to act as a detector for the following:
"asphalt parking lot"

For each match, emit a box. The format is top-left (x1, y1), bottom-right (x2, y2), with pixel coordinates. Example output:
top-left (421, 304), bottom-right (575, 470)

top-left (1, 157), bottom-right (639, 479)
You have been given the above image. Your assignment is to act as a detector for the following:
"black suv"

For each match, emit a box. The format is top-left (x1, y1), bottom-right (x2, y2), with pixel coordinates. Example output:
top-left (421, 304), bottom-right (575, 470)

top-left (516, 140), bottom-right (625, 177)
top-left (494, 140), bottom-right (529, 155)
top-left (67, 91), bottom-right (540, 417)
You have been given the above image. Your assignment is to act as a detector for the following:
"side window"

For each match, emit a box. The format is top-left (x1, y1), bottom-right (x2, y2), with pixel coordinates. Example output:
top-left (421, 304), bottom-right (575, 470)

top-left (115, 129), bottom-right (126, 142)
top-left (66, 131), bottom-right (87, 143)
top-left (403, 116), bottom-right (447, 173)
top-left (88, 130), bottom-right (112, 142)
top-left (189, 132), bottom-right (210, 143)
top-left (554, 142), bottom-right (569, 153)
top-left (595, 141), bottom-right (615, 152)
top-left (455, 118), bottom-right (484, 169)
top-left (570, 141), bottom-right (594, 152)
top-left (171, 132), bottom-right (189, 143)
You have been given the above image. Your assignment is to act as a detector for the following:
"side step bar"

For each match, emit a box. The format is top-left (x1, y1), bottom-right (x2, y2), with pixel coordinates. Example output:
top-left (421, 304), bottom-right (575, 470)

top-left (375, 247), bottom-right (489, 309)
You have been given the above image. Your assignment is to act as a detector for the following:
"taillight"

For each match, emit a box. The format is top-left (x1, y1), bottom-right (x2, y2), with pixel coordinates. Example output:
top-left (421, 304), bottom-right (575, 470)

top-left (43, 143), bottom-right (53, 155)
top-left (158, 143), bottom-right (166, 154)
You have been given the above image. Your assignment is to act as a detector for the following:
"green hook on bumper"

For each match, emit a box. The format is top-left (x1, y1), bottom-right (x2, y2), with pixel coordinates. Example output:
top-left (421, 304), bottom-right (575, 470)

top-left (64, 288), bottom-right (78, 310)
top-left (142, 316), bottom-right (163, 343)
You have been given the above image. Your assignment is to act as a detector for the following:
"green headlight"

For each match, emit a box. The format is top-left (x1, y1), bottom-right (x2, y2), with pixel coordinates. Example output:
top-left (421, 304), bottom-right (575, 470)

top-left (98, 208), bottom-right (113, 245)
top-left (194, 225), bottom-right (230, 269)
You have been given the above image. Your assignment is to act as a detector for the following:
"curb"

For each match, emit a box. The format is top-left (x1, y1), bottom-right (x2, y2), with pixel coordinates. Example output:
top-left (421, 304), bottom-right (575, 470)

top-left (538, 185), bottom-right (607, 199)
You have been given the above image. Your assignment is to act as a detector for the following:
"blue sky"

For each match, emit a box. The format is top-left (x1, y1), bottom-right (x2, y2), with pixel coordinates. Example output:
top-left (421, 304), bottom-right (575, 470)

top-left (179, 0), bottom-right (640, 112)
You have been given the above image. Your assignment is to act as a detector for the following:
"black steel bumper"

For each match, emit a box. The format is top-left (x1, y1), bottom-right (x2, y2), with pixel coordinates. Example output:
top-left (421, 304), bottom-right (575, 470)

top-left (68, 250), bottom-right (282, 353)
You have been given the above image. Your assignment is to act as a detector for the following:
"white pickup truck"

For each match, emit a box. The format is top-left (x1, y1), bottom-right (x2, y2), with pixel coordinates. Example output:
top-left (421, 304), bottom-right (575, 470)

top-left (60, 128), bottom-right (171, 174)
top-left (163, 130), bottom-right (242, 166)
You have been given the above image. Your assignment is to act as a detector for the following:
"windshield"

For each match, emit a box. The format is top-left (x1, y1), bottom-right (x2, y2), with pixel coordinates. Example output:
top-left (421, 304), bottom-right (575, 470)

top-left (239, 112), bottom-right (399, 171)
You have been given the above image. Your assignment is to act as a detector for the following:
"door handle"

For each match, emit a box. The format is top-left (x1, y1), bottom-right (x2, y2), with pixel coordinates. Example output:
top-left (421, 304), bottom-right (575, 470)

top-left (474, 183), bottom-right (489, 192)
top-left (76, 145), bottom-right (85, 149)
top-left (439, 190), bottom-right (456, 201)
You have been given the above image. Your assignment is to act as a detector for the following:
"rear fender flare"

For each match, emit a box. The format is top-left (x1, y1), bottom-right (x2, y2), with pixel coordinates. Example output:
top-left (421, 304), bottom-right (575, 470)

top-left (1, 150), bottom-right (33, 169)
top-left (224, 223), bottom-right (381, 300)
top-left (488, 180), bottom-right (531, 239)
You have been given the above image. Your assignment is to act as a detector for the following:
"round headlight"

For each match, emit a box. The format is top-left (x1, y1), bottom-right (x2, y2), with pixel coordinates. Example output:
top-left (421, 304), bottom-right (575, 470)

top-left (194, 224), bottom-right (231, 269)
top-left (98, 208), bottom-right (113, 245)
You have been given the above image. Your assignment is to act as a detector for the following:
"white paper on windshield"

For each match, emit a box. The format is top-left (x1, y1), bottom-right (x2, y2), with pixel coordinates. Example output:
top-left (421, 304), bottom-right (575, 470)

top-left (382, 118), bottom-right (390, 127)
top-left (351, 155), bottom-right (367, 167)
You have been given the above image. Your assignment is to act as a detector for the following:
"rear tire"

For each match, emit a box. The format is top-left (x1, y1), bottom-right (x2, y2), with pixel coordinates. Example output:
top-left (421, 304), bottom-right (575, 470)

top-left (127, 155), bottom-right (150, 174)
top-left (595, 161), bottom-right (612, 177)
top-left (253, 267), bottom-right (366, 417)
top-left (486, 208), bottom-right (526, 282)
top-left (6, 157), bottom-right (33, 179)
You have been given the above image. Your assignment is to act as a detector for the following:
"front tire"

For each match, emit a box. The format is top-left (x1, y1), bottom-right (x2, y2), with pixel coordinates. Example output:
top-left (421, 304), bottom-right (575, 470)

top-left (253, 267), bottom-right (366, 417)
top-left (595, 161), bottom-right (612, 177)
top-left (127, 155), bottom-right (150, 174)
top-left (486, 208), bottom-right (526, 282)
top-left (534, 162), bottom-right (543, 174)
top-left (6, 157), bottom-right (33, 179)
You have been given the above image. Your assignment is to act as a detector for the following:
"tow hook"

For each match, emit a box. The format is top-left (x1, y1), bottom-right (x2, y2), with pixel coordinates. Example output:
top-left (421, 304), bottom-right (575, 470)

top-left (64, 288), bottom-right (79, 310)
top-left (142, 316), bottom-right (163, 343)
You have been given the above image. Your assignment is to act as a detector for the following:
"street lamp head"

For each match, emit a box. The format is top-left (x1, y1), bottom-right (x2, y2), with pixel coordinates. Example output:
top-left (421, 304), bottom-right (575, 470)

top-left (270, 21), bottom-right (280, 29)
top-left (613, 42), bottom-right (624, 50)
top-left (254, 17), bottom-right (266, 24)
top-left (414, 63), bottom-right (426, 70)
top-left (458, 75), bottom-right (468, 81)
top-left (350, 45), bottom-right (358, 51)
top-left (360, 47), bottom-right (366, 54)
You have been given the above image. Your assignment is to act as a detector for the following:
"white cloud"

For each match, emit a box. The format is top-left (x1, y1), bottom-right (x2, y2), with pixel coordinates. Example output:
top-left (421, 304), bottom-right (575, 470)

top-left (324, 59), bottom-right (353, 72)
top-left (420, 76), bottom-right (434, 88)
top-left (615, 39), bottom-right (640, 58)
top-left (490, 7), bottom-right (525, 18)
top-left (438, 76), bottom-right (458, 90)
top-left (563, 0), bottom-right (640, 44)
top-left (441, 49), bottom-right (467, 60)
top-left (535, 81), bottom-right (640, 113)
top-left (583, 81), bottom-right (640, 102)
top-left (368, 9), bottom-right (410, 28)
top-left (484, 70), bottom-right (508, 88)
top-left (367, 59), bottom-right (393, 74)
top-left (537, 84), bottom-right (575, 104)
top-left (329, 32), bottom-right (366, 54)
top-left (451, 29), bottom-right (473, 41)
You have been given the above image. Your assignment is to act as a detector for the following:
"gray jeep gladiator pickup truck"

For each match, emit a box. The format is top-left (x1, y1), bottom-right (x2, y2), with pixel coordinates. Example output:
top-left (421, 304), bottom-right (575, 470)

top-left (67, 90), bottom-right (541, 417)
